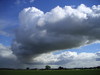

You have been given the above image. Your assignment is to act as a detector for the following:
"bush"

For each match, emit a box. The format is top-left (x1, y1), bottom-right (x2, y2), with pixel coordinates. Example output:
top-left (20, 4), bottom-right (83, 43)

top-left (45, 65), bottom-right (51, 70)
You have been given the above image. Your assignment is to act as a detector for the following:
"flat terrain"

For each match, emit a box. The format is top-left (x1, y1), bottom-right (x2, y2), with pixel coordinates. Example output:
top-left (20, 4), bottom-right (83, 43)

top-left (0, 69), bottom-right (100, 75)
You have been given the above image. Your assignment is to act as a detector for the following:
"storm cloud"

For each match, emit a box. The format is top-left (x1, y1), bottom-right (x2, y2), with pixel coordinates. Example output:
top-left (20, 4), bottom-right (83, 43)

top-left (12, 4), bottom-right (100, 63)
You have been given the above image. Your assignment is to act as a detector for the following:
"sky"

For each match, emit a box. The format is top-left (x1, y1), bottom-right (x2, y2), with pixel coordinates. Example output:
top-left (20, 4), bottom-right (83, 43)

top-left (0, 0), bottom-right (100, 69)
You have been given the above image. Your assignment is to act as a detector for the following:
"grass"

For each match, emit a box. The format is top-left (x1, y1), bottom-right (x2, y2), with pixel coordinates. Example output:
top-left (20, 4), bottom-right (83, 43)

top-left (0, 69), bottom-right (100, 75)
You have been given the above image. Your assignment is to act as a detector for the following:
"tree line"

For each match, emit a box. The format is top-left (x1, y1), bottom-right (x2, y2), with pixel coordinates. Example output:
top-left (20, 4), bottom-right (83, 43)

top-left (0, 65), bottom-right (100, 70)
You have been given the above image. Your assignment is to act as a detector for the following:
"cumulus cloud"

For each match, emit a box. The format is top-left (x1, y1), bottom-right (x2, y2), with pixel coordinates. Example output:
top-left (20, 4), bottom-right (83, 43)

top-left (12, 4), bottom-right (100, 63)
top-left (33, 51), bottom-right (100, 68)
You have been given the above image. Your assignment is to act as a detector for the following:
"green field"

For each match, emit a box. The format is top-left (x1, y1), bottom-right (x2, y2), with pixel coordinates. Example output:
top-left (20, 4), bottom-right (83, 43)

top-left (0, 69), bottom-right (100, 75)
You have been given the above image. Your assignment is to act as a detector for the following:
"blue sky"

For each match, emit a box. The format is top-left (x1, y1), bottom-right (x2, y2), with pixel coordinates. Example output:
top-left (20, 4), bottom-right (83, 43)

top-left (0, 0), bottom-right (100, 68)
top-left (0, 0), bottom-right (100, 19)
top-left (0, 0), bottom-right (100, 51)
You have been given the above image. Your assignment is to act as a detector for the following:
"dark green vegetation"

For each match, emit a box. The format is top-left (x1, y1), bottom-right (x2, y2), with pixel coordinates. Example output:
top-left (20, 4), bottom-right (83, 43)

top-left (0, 69), bottom-right (100, 75)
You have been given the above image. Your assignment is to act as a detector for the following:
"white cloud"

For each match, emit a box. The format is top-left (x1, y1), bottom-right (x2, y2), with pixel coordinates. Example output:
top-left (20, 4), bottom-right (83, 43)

top-left (12, 4), bottom-right (100, 64)
top-left (33, 51), bottom-right (100, 68)
top-left (0, 44), bottom-right (12, 57)
top-left (77, 4), bottom-right (92, 14)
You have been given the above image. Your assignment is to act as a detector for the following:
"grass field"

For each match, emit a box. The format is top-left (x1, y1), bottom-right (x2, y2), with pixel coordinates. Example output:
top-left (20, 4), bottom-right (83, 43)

top-left (0, 69), bottom-right (100, 75)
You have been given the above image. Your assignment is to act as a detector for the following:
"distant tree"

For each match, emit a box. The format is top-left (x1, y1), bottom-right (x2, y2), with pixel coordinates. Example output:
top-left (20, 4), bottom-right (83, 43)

top-left (45, 65), bottom-right (51, 70)
top-left (26, 67), bottom-right (30, 70)
top-left (97, 66), bottom-right (100, 69)
top-left (58, 66), bottom-right (64, 70)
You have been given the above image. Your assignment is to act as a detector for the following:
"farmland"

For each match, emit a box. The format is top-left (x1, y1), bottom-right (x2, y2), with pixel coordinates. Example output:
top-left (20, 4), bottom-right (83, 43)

top-left (0, 69), bottom-right (100, 75)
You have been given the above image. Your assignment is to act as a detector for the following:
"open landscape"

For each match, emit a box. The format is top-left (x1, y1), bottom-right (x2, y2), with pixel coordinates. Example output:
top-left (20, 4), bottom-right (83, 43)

top-left (0, 66), bottom-right (100, 75)
top-left (0, 69), bottom-right (100, 75)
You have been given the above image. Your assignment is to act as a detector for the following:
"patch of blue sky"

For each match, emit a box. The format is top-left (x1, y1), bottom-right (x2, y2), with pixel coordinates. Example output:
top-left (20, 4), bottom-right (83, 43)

top-left (0, 35), bottom-right (12, 46)
top-left (53, 43), bottom-right (100, 55)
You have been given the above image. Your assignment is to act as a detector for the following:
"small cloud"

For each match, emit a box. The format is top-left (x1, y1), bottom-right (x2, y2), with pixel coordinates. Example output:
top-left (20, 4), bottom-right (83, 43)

top-left (0, 31), bottom-right (10, 37)
top-left (15, 0), bottom-right (35, 5)
top-left (96, 58), bottom-right (100, 61)
top-left (30, 0), bottom-right (35, 3)
top-left (15, 0), bottom-right (21, 5)
top-left (0, 19), bottom-right (18, 37)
